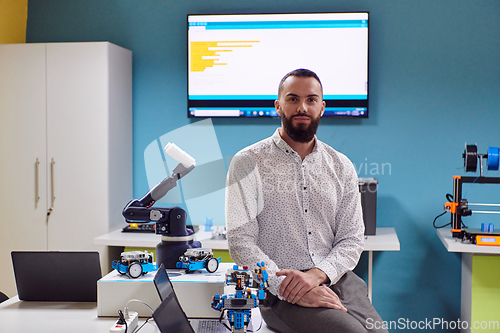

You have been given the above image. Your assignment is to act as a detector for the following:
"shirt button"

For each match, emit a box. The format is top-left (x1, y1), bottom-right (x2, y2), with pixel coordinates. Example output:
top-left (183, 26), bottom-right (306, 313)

top-left (308, 231), bottom-right (312, 235)
top-left (303, 187), bottom-right (307, 190)
top-left (305, 209), bottom-right (308, 213)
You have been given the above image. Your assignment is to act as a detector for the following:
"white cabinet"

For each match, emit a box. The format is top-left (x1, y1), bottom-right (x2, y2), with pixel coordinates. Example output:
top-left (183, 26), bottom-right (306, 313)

top-left (0, 42), bottom-right (132, 297)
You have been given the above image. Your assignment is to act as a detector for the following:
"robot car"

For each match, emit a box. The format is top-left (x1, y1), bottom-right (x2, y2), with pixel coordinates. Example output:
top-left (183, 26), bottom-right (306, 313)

top-left (176, 248), bottom-right (221, 273)
top-left (112, 251), bottom-right (158, 278)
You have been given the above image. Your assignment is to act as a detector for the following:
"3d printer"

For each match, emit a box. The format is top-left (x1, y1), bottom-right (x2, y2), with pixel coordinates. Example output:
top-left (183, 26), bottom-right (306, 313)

top-left (122, 143), bottom-right (202, 268)
top-left (444, 144), bottom-right (500, 245)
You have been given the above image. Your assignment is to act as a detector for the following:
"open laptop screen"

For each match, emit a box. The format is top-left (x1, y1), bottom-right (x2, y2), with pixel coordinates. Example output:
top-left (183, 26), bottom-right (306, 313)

top-left (153, 264), bottom-right (194, 333)
top-left (153, 291), bottom-right (195, 333)
top-left (153, 263), bottom-right (173, 302)
top-left (11, 251), bottom-right (101, 302)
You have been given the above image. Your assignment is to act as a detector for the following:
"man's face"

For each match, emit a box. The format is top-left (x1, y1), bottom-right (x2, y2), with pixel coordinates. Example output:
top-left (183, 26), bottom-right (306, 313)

top-left (275, 76), bottom-right (325, 143)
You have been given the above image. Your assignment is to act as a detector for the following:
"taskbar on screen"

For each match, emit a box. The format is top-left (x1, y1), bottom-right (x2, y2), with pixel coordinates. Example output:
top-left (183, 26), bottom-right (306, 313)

top-left (188, 107), bottom-right (367, 118)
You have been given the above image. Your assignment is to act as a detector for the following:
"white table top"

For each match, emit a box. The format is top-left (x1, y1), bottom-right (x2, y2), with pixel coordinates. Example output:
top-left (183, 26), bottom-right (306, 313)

top-left (437, 228), bottom-right (500, 254)
top-left (94, 228), bottom-right (162, 247)
top-left (0, 296), bottom-right (158, 332)
top-left (95, 227), bottom-right (400, 252)
top-left (364, 227), bottom-right (400, 251)
top-left (0, 296), bottom-right (273, 332)
top-left (93, 228), bottom-right (228, 249)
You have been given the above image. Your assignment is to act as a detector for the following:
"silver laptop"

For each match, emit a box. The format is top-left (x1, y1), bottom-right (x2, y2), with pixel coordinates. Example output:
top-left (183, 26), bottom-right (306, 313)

top-left (152, 264), bottom-right (227, 333)
top-left (11, 251), bottom-right (101, 302)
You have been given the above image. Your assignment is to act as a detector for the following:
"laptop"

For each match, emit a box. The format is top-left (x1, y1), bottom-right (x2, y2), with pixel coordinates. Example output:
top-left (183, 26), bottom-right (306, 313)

top-left (152, 264), bottom-right (227, 333)
top-left (11, 251), bottom-right (101, 302)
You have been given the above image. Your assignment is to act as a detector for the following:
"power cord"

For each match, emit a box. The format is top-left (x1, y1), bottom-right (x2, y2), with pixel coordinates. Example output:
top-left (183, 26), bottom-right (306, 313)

top-left (116, 299), bottom-right (153, 333)
top-left (433, 193), bottom-right (468, 229)
top-left (219, 309), bottom-right (232, 332)
top-left (433, 193), bottom-right (452, 228)
top-left (118, 310), bottom-right (128, 333)
top-left (125, 299), bottom-right (154, 333)
top-left (433, 211), bottom-right (449, 228)
top-left (133, 317), bottom-right (154, 333)
top-left (124, 299), bottom-right (154, 318)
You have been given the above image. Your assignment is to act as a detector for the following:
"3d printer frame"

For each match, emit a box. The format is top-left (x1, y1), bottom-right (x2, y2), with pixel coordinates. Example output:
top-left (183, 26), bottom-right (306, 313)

top-left (447, 175), bottom-right (500, 244)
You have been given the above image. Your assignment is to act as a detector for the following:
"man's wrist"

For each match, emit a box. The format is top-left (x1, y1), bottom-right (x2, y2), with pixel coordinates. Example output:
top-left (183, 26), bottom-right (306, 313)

top-left (308, 267), bottom-right (330, 285)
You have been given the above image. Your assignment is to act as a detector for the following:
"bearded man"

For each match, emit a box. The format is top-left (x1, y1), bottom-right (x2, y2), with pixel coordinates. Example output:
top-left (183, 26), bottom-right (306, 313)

top-left (225, 69), bottom-right (387, 333)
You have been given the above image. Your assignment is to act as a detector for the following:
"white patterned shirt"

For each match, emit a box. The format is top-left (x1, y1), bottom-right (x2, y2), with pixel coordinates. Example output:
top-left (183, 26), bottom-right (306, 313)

top-left (226, 128), bottom-right (364, 298)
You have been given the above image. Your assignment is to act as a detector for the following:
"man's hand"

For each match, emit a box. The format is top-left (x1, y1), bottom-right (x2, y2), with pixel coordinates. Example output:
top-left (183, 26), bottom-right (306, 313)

top-left (276, 267), bottom-right (329, 304)
top-left (296, 286), bottom-right (347, 311)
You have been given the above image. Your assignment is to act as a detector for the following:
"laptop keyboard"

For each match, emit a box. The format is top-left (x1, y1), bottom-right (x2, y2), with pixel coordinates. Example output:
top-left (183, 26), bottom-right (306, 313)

top-left (197, 320), bottom-right (226, 333)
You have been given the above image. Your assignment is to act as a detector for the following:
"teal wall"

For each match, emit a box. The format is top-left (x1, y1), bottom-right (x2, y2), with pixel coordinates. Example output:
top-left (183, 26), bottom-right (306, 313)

top-left (26, 0), bottom-right (500, 331)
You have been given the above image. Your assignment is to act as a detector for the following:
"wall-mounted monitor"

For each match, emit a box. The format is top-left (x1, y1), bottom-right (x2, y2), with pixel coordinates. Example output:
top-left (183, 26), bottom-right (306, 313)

top-left (188, 12), bottom-right (369, 118)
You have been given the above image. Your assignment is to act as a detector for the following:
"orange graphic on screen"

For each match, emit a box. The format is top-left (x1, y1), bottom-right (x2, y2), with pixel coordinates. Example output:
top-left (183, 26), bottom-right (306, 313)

top-left (191, 41), bottom-right (259, 72)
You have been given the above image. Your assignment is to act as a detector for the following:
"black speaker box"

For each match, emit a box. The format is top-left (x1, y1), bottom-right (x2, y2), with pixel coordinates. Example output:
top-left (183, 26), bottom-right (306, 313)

top-left (358, 178), bottom-right (378, 235)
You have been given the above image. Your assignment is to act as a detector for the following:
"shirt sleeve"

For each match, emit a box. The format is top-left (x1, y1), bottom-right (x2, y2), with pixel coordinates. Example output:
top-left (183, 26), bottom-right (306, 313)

top-left (225, 153), bottom-right (285, 297)
top-left (315, 160), bottom-right (365, 285)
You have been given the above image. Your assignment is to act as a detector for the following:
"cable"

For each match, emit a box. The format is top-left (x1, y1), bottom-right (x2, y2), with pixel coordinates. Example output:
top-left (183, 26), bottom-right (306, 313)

top-left (219, 309), bottom-right (232, 332)
top-left (118, 310), bottom-right (128, 333)
top-left (437, 193), bottom-right (469, 229)
top-left (122, 299), bottom-right (153, 333)
top-left (125, 299), bottom-right (154, 315)
top-left (462, 175), bottom-right (480, 199)
top-left (247, 317), bottom-right (264, 332)
top-left (132, 317), bottom-right (154, 333)
top-left (433, 211), bottom-right (450, 229)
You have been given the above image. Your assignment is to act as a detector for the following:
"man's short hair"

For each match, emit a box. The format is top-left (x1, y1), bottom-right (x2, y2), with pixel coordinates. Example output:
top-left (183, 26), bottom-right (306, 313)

top-left (278, 68), bottom-right (323, 98)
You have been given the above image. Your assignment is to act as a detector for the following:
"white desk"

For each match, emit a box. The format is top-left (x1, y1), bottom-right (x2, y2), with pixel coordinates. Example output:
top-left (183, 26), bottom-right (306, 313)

top-left (437, 228), bottom-right (500, 254)
top-left (93, 228), bottom-right (227, 249)
top-left (437, 228), bottom-right (500, 333)
top-left (95, 227), bottom-right (400, 301)
top-left (0, 296), bottom-right (273, 332)
top-left (363, 227), bottom-right (400, 301)
top-left (0, 296), bottom-right (157, 332)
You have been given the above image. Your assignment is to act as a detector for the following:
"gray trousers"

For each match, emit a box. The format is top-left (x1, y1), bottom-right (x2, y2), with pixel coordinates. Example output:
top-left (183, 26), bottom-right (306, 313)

top-left (259, 271), bottom-right (388, 333)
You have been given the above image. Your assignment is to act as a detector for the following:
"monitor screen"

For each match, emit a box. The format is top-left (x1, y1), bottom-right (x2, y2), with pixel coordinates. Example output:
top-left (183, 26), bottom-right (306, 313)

top-left (188, 12), bottom-right (369, 118)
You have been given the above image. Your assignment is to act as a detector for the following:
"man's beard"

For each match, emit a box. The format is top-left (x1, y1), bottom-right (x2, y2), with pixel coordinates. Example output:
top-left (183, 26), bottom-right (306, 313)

top-left (281, 108), bottom-right (321, 143)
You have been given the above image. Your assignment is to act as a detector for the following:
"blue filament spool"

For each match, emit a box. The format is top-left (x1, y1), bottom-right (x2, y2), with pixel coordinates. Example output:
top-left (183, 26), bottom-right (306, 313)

top-left (487, 147), bottom-right (499, 170)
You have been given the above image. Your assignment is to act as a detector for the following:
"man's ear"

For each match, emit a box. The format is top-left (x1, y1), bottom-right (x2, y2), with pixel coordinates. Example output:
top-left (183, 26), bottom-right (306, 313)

top-left (275, 100), bottom-right (281, 115)
top-left (320, 101), bottom-right (326, 117)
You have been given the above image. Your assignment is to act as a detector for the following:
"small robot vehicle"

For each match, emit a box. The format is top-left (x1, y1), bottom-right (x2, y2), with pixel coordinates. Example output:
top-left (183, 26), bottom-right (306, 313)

top-left (176, 248), bottom-right (221, 273)
top-left (112, 251), bottom-right (158, 278)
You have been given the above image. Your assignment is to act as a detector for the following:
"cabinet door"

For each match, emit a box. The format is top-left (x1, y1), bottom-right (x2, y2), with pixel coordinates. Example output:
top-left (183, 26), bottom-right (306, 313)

top-left (45, 43), bottom-right (109, 251)
top-left (0, 44), bottom-right (48, 296)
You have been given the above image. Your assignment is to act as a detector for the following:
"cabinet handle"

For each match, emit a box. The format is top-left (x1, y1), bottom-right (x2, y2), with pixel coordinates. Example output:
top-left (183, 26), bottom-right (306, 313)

top-left (35, 158), bottom-right (40, 207)
top-left (48, 158), bottom-right (55, 217)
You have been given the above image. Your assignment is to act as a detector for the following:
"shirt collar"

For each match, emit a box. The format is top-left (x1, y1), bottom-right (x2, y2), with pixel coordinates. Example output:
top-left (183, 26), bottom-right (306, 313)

top-left (272, 128), bottom-right (320, 156)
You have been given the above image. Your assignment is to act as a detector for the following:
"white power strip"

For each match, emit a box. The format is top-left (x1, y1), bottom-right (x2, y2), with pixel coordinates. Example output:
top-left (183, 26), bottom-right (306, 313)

top-left (110, 311), bottom-right (138, 333)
